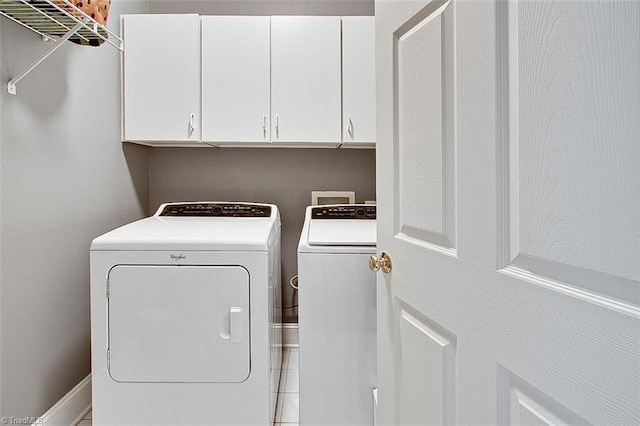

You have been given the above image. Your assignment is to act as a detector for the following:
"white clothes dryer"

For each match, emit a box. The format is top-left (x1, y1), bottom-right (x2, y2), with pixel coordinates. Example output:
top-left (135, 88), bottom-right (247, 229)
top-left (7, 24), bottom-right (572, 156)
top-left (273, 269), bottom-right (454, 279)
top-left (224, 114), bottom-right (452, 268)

top-left (297, 204), bottom-right (377, 425)
top-left (90, 202), bottom-right (282, 425)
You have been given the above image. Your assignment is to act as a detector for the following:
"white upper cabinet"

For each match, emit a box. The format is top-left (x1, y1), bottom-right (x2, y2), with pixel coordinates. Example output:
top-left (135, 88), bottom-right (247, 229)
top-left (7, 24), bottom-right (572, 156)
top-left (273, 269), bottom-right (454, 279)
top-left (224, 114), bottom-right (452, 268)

top-left (270, 16), bottom-right (342, 143)
top-left (341, 17), bottom-right (376, 145)
top-left (201, 16), bottom-right (271, 144)
top-left (122, 14), bottom-right (201, 144)
top-left (121, 14), bottom-right (375, 147)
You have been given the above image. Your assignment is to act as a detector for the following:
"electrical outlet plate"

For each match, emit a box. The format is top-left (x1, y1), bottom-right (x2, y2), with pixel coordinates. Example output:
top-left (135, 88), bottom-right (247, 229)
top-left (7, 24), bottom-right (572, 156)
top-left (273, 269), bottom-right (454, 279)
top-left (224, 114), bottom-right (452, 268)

top-left (311, 191), bottom-right (356, 205)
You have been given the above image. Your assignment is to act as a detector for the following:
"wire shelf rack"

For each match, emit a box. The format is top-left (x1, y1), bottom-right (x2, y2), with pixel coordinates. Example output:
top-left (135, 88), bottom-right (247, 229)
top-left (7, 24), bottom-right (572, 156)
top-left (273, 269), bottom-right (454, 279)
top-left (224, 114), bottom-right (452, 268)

top-left (0, 0), bottom-right (122, 94)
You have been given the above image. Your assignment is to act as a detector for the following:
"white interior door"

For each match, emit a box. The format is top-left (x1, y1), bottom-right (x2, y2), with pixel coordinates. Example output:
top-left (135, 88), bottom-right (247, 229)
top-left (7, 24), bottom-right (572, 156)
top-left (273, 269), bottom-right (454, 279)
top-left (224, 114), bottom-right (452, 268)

top-left (375, 0), bottom-right (639, 424)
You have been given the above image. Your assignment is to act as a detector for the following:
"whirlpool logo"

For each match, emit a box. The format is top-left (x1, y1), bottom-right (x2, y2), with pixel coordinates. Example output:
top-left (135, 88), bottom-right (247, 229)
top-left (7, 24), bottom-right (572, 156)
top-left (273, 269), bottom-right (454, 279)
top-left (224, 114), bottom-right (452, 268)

top-left (170, 253), bottom-right (186, 261)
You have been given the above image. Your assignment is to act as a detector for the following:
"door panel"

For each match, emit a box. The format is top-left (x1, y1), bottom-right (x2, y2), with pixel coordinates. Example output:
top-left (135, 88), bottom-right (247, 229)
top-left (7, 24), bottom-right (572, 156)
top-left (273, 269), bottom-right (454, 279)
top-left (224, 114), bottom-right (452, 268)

top-left (342, 16), bottom-right (376, 144)
top-left (395, 0), bottom-right (456, 249)
top-left (514, 0), bottom-right (639, 282)
top-left (497, 365), bottom-right (591, 426)
top-left (398, 305), bottom-right (456, 425)
top-left (376, 0), bottom-right (640, 424)
top-left (271, 16), bottom-right (341, 143)
top-left (122, 14), bottom-right (201, 142)
top-left (201, 16), bottom-right (271, 143)
top-left (507, 0), bottom-right (640, 303)
top-left (108, 265), bottom-right (250, 383)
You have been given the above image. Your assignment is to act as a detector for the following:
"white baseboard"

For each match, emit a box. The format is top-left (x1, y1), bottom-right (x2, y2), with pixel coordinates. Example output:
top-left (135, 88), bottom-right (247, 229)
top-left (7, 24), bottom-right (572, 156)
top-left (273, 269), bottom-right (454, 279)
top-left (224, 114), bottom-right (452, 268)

top-left (282, 323), bottom-right (299, 348)
top-left (32, 375), bottom-right (91, 426)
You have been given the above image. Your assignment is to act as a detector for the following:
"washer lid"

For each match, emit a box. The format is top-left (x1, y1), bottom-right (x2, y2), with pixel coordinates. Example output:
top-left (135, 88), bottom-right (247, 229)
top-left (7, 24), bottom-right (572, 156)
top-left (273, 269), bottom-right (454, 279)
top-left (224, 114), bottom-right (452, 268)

top-left (307, 219), bottom-right (377, 246)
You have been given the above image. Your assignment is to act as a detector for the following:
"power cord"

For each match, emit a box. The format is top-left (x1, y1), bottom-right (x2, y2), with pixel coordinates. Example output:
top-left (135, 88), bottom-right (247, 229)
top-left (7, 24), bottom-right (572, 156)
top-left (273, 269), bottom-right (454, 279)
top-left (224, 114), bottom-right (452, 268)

top-left (283, 274), bottom-right (299, 310)
top-left (289, 274), bottom-right (299, 290)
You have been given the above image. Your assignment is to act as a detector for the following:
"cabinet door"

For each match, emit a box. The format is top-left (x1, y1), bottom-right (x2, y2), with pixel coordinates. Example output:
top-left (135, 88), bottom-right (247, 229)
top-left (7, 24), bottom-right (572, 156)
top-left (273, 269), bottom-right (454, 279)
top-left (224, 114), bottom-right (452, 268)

top-left (271, 16), bottom-right (341, 143)
top-left (342, 17), bottom-right (376, 145)
top-left (122, 14), bottom-right (201, 143)
top-left (202, 16), bottom-right (271, 144)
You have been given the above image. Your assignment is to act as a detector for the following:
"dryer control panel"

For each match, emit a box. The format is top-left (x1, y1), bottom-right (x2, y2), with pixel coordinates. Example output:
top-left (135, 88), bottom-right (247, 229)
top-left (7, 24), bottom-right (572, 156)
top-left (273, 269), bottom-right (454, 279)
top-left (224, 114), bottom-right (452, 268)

top-left (311, 205), bottom-right (376, 220)
top-left (158, 203), bottom-right (272, 217)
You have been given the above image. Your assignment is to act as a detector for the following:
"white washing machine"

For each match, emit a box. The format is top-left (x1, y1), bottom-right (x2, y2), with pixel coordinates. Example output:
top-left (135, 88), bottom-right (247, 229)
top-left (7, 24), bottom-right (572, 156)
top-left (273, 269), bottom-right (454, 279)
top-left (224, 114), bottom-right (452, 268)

top-left (297, 204), bottom-right (377, 425)
top-left (90, 202), bottom-right (282, 425)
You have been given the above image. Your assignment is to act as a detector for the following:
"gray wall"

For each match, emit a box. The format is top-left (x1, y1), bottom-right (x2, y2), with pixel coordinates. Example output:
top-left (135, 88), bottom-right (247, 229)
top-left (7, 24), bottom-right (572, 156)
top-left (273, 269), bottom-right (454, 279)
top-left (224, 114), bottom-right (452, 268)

top-left (149, 148), bottom-right (376, 322)
top-left (0, 0), bottom-right (150, 420)
top-left (149, 0), bottom-right (374, 15)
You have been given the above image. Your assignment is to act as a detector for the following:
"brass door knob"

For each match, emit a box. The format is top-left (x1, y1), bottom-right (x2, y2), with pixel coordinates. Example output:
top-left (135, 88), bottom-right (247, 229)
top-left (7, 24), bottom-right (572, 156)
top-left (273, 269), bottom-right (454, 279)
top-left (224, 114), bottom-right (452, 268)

top-left (369, 251), bottom-right (392, 273)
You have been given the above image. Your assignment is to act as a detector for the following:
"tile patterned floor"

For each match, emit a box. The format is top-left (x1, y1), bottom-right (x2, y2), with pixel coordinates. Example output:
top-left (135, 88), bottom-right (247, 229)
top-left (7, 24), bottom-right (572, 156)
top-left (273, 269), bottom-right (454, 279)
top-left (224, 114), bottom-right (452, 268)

top-left (77, 408), bottom-right (91, 425)
top-left (77, 348), bottom-right (299, 426)
top-left (277, 348), bottom-right (300, 425)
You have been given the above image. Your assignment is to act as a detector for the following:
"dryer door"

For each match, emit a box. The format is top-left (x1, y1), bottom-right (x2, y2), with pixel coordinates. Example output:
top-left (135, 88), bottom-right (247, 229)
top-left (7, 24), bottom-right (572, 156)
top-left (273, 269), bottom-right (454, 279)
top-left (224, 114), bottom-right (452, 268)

top-left (107, 265), bottom-right (250, 383)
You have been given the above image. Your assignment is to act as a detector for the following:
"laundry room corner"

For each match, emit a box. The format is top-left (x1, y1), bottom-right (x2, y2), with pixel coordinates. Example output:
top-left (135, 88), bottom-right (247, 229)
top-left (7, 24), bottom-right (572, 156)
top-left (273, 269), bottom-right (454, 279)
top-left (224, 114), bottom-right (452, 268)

top-left (149, 147), bottom-right (376, 324)
top-left (0, 0), bottom-right (150, 421)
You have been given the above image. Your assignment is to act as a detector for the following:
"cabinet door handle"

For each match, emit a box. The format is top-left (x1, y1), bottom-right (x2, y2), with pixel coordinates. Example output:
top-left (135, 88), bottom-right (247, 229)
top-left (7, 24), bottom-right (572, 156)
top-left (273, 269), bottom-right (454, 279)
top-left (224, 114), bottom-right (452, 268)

top-left (188, 113), bottom-right (195, 137)
top-left (275, 114), bottom-right (279, 139)
top-left (263, 115), bottom-right (267, 139)
top-left (347, 115), bottom-right (354, 138)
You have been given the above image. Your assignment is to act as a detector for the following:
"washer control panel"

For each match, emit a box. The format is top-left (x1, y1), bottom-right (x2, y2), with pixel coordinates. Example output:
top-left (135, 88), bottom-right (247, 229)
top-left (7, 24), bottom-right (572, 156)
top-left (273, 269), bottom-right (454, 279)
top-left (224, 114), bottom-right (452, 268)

top-left (159, 203), bottom-right (272, 217)
top-left (311, 205), bottom-right (376, 219)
